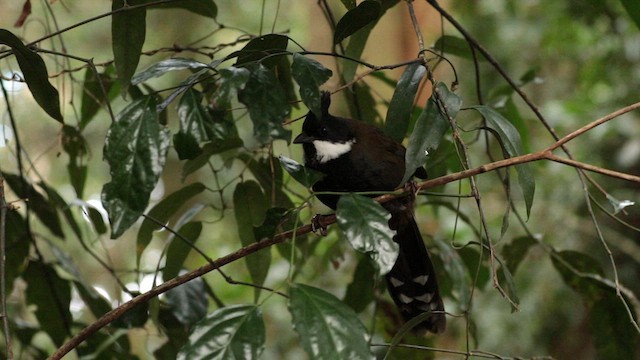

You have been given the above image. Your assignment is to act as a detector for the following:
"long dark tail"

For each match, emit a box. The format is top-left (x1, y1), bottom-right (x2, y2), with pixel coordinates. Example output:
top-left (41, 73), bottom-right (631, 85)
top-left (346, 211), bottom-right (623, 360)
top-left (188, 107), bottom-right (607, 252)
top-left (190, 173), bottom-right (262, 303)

top-left (385, 199), bottom-right (446, 334)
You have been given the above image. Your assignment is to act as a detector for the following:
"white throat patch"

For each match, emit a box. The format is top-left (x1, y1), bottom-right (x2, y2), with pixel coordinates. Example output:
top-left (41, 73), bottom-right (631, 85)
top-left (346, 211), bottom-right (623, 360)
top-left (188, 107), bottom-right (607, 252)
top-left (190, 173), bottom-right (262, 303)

top-left (312, 139), bottom-right (356, 163)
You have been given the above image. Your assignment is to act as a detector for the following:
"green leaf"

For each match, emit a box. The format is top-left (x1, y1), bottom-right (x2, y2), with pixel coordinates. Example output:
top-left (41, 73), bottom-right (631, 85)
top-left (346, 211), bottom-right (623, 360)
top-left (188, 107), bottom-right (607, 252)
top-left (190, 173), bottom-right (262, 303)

top-left (101, 96), bottom-right (171, 238)
top-left (291, 53), bottom-right (333, 117)
top-left (87, 205), bottom-right (107, 235)
top-left (0, 29), bottom-right (62, 122)
top-left (502, 236), bottom-right (536, 274)
top-left (278, 156), bottom-right (325, 188)
top-left (433, 237), bottom-right (470, 307)
top-left (131, 58), bottom-right (209, 85)
top-left (163, 221), bottom-right (203, 280)
top-left (384, 62), bottom-right (426, 142)
top-left (233, 181), bottom-right (270, 301)
top-left (166, 276), bottom-right (208, 327)
top-left (213, 66), bottom-right (251, 108)
top-left (253, 207), bottom-right (288, 241)
top-left (137, 182), bottom-right (205, 259)
top-left (336, 194), bottom-right (398, 275)
top-left (458, 247), bottom-right (490, 289)
top-left (551, 250), bottom-right (605, 299)
top-left (238, 65), bottom-right (291, 144)
top-left (61, 125), bottom-right (89, 196)
top-left (112, 0), bottom-right (147, 95)
top-left (340, 0), bottom-right (356, 9)
top-left (112, 293), bottom-right (149, 328)
top-left (289, 284), bottom-right (374, 360)
top-left (343, 255), bottom-right (376, 313)
top-left (590, 293), bottom-right (638, 360)
top-left (80, 65), bottom-right (117, 129)
top-left (620, 0), bottom-right (640, 30)
top-left (3, 172), bottom-right (63, 237)
top-left (5, 212), bottom-right (30, 294)
top-left (147, 0), bottom-right (217, 19)
top-left (433, 35), bottom-right (484, 61)
top-left (472, 105), bottom-right (535, 218)
top-left (240, 154), bottom-right (294, 209)
top-left (403, 82), bottom-right (462, 183)
top-left (24, 261), bottom-right (72, 346)
top-left (39, 182), bottom-right (83, 241)
top-left (174, 88), bottom-right (225, 160)
top-left (234, 34), bottom-right (289, 68)
top-left (334, 0), bottom-right (381, 44)
top-left (497, 264), bottom-right (520, 312)
top-left (342, 23), bottom-right (374, 83)
top-left (74, 281), bottom-right (112, 319)
top-left (181, 138), bottom-right (244, 179)
top-left (178, 305), bottom-right (265, 360)
top-left (275, 56), bottom-right (298, 108)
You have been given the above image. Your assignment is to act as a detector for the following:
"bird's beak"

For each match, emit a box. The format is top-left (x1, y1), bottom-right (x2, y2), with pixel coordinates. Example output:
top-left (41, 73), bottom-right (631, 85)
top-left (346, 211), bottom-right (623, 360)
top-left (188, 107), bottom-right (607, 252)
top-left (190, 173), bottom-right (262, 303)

top-left (293, 133), bottom-right (314, 144)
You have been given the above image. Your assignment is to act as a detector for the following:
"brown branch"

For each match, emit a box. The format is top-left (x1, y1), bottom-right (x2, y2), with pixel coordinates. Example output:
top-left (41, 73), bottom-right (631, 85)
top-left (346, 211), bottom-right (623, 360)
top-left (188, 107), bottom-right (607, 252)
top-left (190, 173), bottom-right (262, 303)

top-left (50, 101), bottom-right (640, 358)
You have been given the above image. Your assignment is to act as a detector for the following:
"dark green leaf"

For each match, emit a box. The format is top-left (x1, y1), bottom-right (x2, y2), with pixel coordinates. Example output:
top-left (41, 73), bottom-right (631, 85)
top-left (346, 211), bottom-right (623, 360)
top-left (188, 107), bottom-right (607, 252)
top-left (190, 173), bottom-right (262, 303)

top-left (138, 182), bottom-right (206, 253)
top-left (101, 96), bottom-right (171, 238)
top-left (253, 207), bottom-right (288, 241)
top-left (112, 0), bottom-right (147, 95)
top-left (86, 205), bottom-right (107, 234)
top-left (433, 237), bottom-right (470, 307)
top-left (233, 181), bottom-right (270, 301)
top-left (132, 58), bottom-right (209, 85)
top-left (342, 23), bottom-right (374, 83)
top-left (343, 255), bottom-right (376, 313)
top-left (181, 138), bottom-right (244, 179)
top-left (178, 305), bottom-right (265, 360)
top-left (166, 276), bottom-right (208, 327)
top-left (77, 330), bottom-right (135, 359)
top-left (458, 247), bottom-right (490, 289)
top-left (620, 0), bottom-right (640, 30)
top-left (403, 82), bottom-right (462, 183)
top-left (113, 293), bottom-right (149, 328)
top-left (275, 56), bottom-right (298, 108)
top-left (240, 154), bottom-right (294, 209)
top-left (433, 35), bottom-right (484, 61)
top-left (289, 284), bottom-right (374, 360)
top-left (212, 66), bottom-right (250, 108)
top-left (0, 29), bottom-right (63, 122)
top-left (336, 194), bottom-right (398, 275)
top-left (80, 65), bottom-right (117, 128)
top-left (74, 281), bottom-right (112, 319)
top-left (551, 250), bottom-right (605, 299)
top-left (5, 211), bottom-right (30, 293)
top-left (3, 172), bottom-right (63, 237)
top-left (155, 308), bottom-right (190, 360)
top-left (61, 125), bottom-right (88, 196)
top-left (340, 0), bottom-right (356, 9)
top-left (291, 53), bottom-right (333, 117)
top-left (39, 181), bottom-right (83, 241)
top-left (497, 265), bottom-right (520, 312)
top-left (238, 65), bottom-right (291, 144)
top-left (384, 62), bottom-right (426, 142)
top-left (147, 0), bottom-right (217, 19)
top-left (164, 221), bottom-right (203, 280)
top-left (24, 261), bottom-right (72, 346)
top-left (234, 34), bottom-right (289, 68)
top-left (345, 82), bottom-right (380, 124)
top-left (590, 293), bottom-right (638, 360)
top-left (158, 58), bottom-right (224, 112)
top-left (334, 1), bottom-right (381, 44)
top-left (278, 156), bottom-right (325, 188)
top-left (502, 236), bottom-right (536, 274)
top-left (173, 88), bottom-right (217, 159)
top-left (472, 105), bottom-right (535, 218)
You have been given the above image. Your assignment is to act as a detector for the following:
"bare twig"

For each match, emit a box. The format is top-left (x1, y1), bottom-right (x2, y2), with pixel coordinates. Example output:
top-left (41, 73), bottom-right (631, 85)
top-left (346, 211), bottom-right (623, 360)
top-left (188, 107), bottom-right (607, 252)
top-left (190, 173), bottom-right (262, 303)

top-left (0, 177), bottom-right (13, 360)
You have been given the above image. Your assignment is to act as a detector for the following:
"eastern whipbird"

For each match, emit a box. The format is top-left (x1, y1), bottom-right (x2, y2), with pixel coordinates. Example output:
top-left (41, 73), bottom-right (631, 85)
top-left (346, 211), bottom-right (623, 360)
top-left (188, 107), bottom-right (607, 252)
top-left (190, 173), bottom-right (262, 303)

top-left (294, 92), bottom-right (446, 334)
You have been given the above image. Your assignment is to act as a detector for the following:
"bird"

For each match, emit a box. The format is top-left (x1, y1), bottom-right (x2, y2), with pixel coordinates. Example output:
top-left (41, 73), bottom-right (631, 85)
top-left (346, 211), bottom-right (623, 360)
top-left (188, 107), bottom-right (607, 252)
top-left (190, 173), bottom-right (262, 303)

top-left (293, 91), bottom-right (446, 334)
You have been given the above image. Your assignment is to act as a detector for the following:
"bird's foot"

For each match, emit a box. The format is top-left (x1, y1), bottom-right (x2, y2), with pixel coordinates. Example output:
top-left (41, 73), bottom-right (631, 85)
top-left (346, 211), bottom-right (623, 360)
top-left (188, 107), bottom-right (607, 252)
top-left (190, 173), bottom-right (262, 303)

top-left (311, 214), bottom-right (329, 236)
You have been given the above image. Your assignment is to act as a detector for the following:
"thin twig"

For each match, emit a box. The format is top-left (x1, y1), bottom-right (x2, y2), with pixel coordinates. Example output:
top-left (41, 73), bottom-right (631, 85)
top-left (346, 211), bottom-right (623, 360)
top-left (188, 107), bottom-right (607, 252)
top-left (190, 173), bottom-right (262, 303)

top-left (0, 177), bottom-right (13, 359)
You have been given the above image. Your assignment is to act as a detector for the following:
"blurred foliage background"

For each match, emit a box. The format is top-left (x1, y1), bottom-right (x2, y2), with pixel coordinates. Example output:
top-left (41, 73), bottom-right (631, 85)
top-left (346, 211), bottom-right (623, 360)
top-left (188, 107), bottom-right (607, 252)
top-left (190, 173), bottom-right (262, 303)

top-left (0, 0), bottom-right (639, 359)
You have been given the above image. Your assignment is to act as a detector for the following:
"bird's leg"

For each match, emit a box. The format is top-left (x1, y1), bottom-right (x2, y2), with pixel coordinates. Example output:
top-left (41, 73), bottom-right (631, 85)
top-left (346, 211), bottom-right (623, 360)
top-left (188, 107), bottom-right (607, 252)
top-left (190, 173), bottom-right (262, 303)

top-left (311, 214), bottom-right (329, 236)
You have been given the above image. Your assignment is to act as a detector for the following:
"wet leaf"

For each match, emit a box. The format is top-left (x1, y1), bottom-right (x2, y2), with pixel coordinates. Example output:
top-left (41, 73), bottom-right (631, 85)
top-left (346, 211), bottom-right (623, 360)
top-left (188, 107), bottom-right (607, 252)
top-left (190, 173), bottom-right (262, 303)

top-left (291, 53), bottom-right (333, 117)
top-left (166, 276), bottom-right (208, 327)
top-left (163, 221), bottom-right (203, 280)
top-left (278, 156), bottom-right (325, 188)
top-left (178, 305), bottom-right (265, 360)
top-left (238, 65), bottom-right (291, 144)
top-left (80, 65), bottom-right (117, 128)
top-left (212, 66), bottom-right (250, 108)
top-left (234, 34), bottom-right (289, 68)
top-left (132, 58), bottom-right (209, 85)
top-left (343, 255), bottom-right (376, 313)
top-left (101, 96), bottom-right (171, 238)
top-left (336, 194), bottom-right (398, 275)
top-left (289, 284), bottom-right (374, 360)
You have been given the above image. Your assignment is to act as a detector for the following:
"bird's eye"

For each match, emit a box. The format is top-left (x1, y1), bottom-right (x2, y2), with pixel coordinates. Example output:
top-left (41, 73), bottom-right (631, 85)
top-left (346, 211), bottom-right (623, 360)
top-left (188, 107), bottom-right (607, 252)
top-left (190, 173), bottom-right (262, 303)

top-left (321, 126), bottom-right (328, 135)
